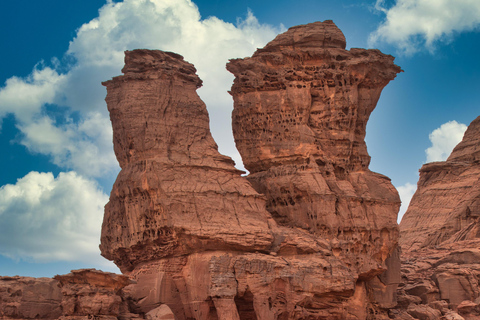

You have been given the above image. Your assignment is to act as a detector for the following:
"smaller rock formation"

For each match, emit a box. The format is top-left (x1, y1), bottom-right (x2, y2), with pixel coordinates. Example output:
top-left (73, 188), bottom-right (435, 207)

top-left (0, 269), bottom-right (132, 320)
top-left (395, 115), bottom-right (480, 320)
top-left (390, 242), bottom-right (480, 320)
top-left (400, 115), bottom-right (480, 251)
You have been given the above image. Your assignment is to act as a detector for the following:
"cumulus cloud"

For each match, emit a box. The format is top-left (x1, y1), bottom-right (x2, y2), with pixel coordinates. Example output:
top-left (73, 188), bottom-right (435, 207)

top-left (425, 120), bottom-right (467, 162)
top-left (370, 0), bottom-right (480, 54)
top-left (18, 113), bottom-right (117, 177)
top-left (0, 171), bottom-right (115, 269)
top-left (396, 182), bottom-right (417, 223)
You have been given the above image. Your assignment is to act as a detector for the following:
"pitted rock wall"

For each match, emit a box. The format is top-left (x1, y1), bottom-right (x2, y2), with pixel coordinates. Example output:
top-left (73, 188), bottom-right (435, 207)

top-left (227, 19), bottom-right (402, 291)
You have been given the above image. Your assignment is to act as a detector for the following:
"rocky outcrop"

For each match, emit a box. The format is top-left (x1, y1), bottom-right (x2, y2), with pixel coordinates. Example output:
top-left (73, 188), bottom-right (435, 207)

top-left (400, 115), bottom-right (480, 251)
top-left (389, 242), bottom-right (480, 320)
top-left (227, 19), bottom-right (402, 309)
top-left (0, 269), bottom-right (132, 320)
top-left (393, 115), bottom-right (480, 319)
top-left (100, 50), bottom-right (275, 273)
top-left (98, 21), bottom-right (402, 320)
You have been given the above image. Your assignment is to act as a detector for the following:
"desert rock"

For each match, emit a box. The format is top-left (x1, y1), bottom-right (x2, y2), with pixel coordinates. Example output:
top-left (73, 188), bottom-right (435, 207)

top-left (98, 21), bottom-right (402, 319)
top-left (100, 50), bottom-right (275, 273)
top-left (0, 269), bottom-right (132, 320)
top-left (227, 19), bottom-right (402, 307)
top-left (400, 115), bottom-right (480, 251)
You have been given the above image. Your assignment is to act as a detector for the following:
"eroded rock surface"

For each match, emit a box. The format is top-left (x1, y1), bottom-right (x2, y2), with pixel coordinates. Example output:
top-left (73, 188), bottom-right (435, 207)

top-left (392, 115), bottom-right (480, 320)
top-left (98, 21), bottom-right (402, 320)
top-left (0, 269), bottom-right (132, 320)
top-left (100, 49), bottom-right (275, 273)
top-left (400, 115), bottom-right (480, 251)
top-left (227, 19), bottom-right (402, 310)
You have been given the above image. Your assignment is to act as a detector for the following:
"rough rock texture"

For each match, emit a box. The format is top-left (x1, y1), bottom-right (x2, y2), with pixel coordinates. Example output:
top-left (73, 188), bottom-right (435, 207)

top-left (392, 115), bottom-right (480, 319)
top-left (227, 19), bottom-right (402, 309)
top-left (389, 242), bottom-right (480, 320)
top-left (99, 21), bottom-right (402, 320)
top-left (400, 115), bottom-right (480, 251)
top-left (0, 269), bottom-right (132, 320)
top-left (100, 49), bottom-right (275, 273)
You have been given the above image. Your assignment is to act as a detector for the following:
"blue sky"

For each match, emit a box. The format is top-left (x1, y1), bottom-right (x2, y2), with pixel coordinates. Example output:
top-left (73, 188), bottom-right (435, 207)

top-left (0, 0), bottom-right (479, 277)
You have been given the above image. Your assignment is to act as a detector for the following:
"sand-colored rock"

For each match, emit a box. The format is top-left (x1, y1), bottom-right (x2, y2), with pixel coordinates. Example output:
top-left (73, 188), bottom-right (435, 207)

top-left (100, 50), bottom-right (275, 273)
top-left (227, 19), bottom-right (402, 309)
top-left (0, 276), bottom-right (62, 319)
top-left (400, 116), bottom-right (480, 252)
top-left (0, 269), bottom-right (132, 320)
top-left (99, 21), bottom-right (402, 320)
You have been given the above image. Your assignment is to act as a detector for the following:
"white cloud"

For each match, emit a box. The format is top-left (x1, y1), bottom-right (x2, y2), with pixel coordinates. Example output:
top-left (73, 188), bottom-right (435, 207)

top-left (425, 120), bottom-right (467, 162)
top-left (0, 171), bottom-right (116, 270)
top-left (18, 113), bottom-right (117, 178)
top-left (370, 0), bottom-right (480, 54)
top-left (0, 66), bottom-right (66, 124)
top-left (396, 182), bottom-right (417, 223)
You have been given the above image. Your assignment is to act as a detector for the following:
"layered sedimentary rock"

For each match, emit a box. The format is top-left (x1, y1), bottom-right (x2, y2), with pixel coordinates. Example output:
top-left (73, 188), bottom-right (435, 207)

top-left (0, 269), bottom-right (132, 320)
top-left (389, 242), bottom-right (480, 320)
top-left (99, 21), bottom-right (402, 320)
top-left (100, 50), bottom-right (275, 273)
top-left (227, 19), bottom-right (402, 307)
top-left (400, 115), bottom-right (480, 251)
top-left (393, 115), bottom-right (480, 319)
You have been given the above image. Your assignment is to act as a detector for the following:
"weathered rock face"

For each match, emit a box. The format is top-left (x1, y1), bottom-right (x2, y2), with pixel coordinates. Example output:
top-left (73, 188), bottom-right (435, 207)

top-left (99, 21), bottom-right (402, 320)
top-left (0, 269), bottom-right (132, 320)
top-left (227, 19), bottom-right (401, 297)
top-left (389, 242), bottom-right (480, 320)
top-left (393, 115), bottom-right (480, 319)
top-left (100, 50), bottom-right (275, 273)
top-left (400, 115), bottom-right (480, 252)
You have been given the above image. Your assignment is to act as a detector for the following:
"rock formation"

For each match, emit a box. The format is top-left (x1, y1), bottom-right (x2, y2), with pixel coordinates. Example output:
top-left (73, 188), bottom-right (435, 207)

top-left (0, 21), bottom-right (403, 320)
top-left (100, 49), bottom-right (275, 273)
top-left (227, 19), bottom-right (402, 309)
top-left (0, 269), bottom-right (131, 320)
top-left (393, 115), bottom-right (480, 319)
top-left (98, 21), bottom-right (402, 320)
top-left (400, 115), bottom-right (480, 251)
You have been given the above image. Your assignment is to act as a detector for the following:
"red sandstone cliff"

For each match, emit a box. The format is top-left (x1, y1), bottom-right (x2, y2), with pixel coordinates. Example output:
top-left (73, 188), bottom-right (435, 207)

top-left (391, 115), bottom-right (480, 320)
top-left (400, 115), bottom-right (480, 251)
top-left (100, 50), bottom-right (275, 273)
top-left (98, 21), bottom-right (402, 320)
top-left (1, 21), bottom-right (404, 320)
top-left (227, 20), bottom-right (402, 311)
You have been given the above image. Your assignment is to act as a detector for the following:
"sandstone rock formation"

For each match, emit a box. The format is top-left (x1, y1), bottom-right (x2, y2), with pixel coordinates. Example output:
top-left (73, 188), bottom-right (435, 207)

top-left (0, 269), bottom-right (131, 320)
top-left (400, 115), bottom-right (480, 251)
top-left (227, 19), bottom-right (402, 308)
top-left (0, 20), bottom-right (403, 320)
top-left (100, 49), bottom-right (275, 273)
top-left (393, 115), bottom-right (480, 319)
top-left (98, 21), bottom-right (402, 320)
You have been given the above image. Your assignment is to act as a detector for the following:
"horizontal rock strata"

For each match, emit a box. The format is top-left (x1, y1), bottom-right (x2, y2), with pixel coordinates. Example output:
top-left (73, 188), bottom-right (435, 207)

top-left (400, 115), bottom-right (480, 251)
top-left (396, 115), bottom-right (480, 319)
top-left (0, 269), bottom-right (132, 320)
top-left (100, 50), bottom-right (275, 273)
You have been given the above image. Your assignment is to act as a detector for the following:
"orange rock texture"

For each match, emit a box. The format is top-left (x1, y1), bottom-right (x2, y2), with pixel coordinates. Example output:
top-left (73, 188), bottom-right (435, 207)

top-left (0, 269), bottom-right (132, 320)
top-left (400, 115), bottom-right (480, 251)
top-left (392, 115), bottom-right (480, 320)
top-left (98, 21), bottom-right (402, 320)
